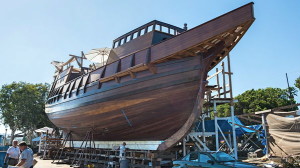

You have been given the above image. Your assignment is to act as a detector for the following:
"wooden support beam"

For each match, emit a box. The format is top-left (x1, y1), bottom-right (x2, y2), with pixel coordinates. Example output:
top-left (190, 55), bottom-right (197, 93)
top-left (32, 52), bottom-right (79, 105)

top-left (237, 113), bottom-right (262, 119)
top-left (83, 73), bottom-right (90, 93)
top-left (255, 103), bottom-right (300, 114)
top-left (68, 81), bottom-right (76, 98)
top-left (229, 122), bottom-right (260, 132)
top-left (273, 103), bottom-right (300, 111)
top-left (98, 67), bottom-right (106, 89)
top-left (130, 54), bottom-right (135, 67)
top-left (76, 76), bottom-right (83, 95)
top-left (114, 76), bottom-right (120, 83)
top-left (207, 69), bottom-right (222, 80)
top-left (147, 64), bottom-right (157, 74)
top-left (146, 48), bottom-right (151, 64)
top-left (238, 116), bottom-right (262, 124)
top-left (255, 109), bottom-right (272, 115)
top-left (129, 71), bottom-right (136, 79)
top-left (63, 83), bottom-right (71, 99)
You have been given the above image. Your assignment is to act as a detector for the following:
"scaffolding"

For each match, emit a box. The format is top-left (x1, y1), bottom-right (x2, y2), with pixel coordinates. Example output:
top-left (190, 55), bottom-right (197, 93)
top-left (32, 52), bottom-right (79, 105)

top-left (183, 54), bottom-right (238, 159)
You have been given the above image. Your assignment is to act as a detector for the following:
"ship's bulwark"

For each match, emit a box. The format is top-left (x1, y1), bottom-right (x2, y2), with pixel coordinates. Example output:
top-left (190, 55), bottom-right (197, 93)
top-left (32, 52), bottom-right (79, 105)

top-left (46, 56), bottom-right (202, 141)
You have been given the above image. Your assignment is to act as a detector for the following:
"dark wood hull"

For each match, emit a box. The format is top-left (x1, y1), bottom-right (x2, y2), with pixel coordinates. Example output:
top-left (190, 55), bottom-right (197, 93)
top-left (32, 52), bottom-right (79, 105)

top-left (46, 3), bottom-right (255, 150)
top-left (46, 56), bottom-right (202, 140)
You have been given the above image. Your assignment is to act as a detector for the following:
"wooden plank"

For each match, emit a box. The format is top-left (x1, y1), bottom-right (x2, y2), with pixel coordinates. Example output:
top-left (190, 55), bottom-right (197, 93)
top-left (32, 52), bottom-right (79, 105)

top-left (254, 109), bottom-right (272, 115)
top-left (207, 69), bottom-right (222, 80)
top-left (229, 122), bottom-right (260, 132)
top-left (238, 116), bottom-right (262, 124)
top-left (273, 103), bottom-right (300, 111)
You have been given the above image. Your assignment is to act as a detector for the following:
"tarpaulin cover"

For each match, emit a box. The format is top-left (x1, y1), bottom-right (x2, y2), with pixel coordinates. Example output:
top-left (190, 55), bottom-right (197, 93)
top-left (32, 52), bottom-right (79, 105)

top-left (267, 113), bottom-right (300, 157)
top-left (195, 117), bottom-right (261, 137)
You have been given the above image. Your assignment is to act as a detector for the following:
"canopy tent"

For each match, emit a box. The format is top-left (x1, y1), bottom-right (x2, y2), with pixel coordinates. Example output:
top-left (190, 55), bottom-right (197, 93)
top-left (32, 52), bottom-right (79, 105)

top-left (195, 116), bottom-right (262, 137)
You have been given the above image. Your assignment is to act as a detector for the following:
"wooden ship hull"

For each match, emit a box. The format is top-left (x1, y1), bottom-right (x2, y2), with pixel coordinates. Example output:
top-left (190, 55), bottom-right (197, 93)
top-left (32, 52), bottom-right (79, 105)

top-left (45, 3), bottom-right (255, 150)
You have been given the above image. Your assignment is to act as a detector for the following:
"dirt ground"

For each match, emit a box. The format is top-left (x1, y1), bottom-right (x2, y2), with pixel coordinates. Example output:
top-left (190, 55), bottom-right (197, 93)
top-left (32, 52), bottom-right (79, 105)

top-left (34, 157), bottom-right (71, 168)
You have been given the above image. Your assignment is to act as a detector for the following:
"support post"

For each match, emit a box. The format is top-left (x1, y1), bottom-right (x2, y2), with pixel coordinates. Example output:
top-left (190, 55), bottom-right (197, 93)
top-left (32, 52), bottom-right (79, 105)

top-left (183, 138), bottom-right (186, 156)
top-left (230, 105), bottom-right (238, 159)
top-left (228, 130), bottom-right (232, 148)
top-left (227, 54), bottom-right (238, 159)
top-left (202, 115), bottom-right (206, 143)
top-left (216, 68), bottom-right (221, 97)
top-left (221, 62), bottom-right (226, 98)
top-left (214, 100), bottom-right (219, 150)
top-left (262, 114), bottom-right (269, 156)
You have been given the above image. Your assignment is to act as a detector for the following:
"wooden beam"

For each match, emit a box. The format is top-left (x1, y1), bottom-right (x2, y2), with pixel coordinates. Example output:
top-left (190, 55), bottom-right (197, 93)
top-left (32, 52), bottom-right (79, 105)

top-left (147, 64), bottom-right (157, 74)
top-left (114, 76), bottom-right (120, 83)
top-left (229, 122), bottom-right (260, 132)
top-left (129, 71), bottom-right (136, 79)
top-left (83, 73), bottom-right (90, 93)
top-left (254, 109), bottom-right (272, 115)
top-left (273, 103), bottom-right (300, 111)
top-left (207, 69), bottom-right (222, 80)
top-left (238, 116), bottom-right (262, 124)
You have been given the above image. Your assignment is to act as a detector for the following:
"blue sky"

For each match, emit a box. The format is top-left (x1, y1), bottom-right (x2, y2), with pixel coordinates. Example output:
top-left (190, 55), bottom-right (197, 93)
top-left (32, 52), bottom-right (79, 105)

top-left (0, 1), bottom-right (300, 132)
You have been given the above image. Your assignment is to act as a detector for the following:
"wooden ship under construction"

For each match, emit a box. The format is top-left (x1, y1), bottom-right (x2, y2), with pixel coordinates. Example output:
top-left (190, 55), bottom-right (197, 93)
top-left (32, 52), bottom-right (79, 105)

top-left (45, 3), bottom-right (255, 151)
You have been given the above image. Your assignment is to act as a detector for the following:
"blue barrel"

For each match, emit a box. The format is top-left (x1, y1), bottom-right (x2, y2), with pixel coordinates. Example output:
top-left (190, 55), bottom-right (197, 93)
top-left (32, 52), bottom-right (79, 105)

top-left (0, 151), bottom-right (6, 167)
top-left (0, 146), bottom-right (8, 151)
top-left (120, 159), bottom-right (129, 168)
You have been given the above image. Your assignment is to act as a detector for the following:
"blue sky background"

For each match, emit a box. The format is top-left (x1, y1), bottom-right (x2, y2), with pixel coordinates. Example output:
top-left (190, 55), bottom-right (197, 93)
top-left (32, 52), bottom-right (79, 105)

top-left (0, 0), bottom-right (299, 133)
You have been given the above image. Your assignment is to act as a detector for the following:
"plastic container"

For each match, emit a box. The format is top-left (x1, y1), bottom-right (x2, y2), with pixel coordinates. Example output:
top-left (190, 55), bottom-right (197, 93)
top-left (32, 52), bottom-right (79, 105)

top-left (0, 151), bottom-right (6, 167)
top-left (0, 146), bottom-right (8, 151)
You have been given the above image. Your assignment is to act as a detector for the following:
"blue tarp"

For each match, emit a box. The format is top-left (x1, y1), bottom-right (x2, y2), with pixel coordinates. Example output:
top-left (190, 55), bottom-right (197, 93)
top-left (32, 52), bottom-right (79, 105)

top-left (195, 116), bottom-right (262, 137)
top-left (32, 136), bottom-right (41, 142)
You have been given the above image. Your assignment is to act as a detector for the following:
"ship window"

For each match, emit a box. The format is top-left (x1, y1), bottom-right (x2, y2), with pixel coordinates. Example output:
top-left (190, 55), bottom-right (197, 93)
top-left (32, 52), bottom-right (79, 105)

top-left (162, 26), bottom-right (168, 33)
top-left (148, 25), bottom-right (153, 32)
top-left (126, 35), bottom-right (131, 42)
top-left (155, 24), bottom-right (161, 31)
top-left (170, 28), bottom-right (175, 35)
top-left (133, 32), bottom-right (138, 39)
top-left (120, 38), bottom-right (125, 45)
top-left (140, 28), bottom-right (146, 36)
top-left (113, 41), bottom-right (118, 48)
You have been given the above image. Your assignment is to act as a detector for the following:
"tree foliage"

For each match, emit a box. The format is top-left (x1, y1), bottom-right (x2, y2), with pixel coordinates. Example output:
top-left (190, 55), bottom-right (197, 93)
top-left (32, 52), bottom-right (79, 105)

top-left (0, 82), bottom-right (53, 144)
top-left (217, 87), bottom-right (297, 117)
top-left (296, 76), bottom-right (300, 90)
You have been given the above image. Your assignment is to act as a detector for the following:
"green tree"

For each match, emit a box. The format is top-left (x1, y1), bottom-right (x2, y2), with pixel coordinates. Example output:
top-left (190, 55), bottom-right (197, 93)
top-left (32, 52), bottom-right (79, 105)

top-left (296, 77), bottom-right (300, 90)
top-left (216, 87), bottom-right (297, 117)
top-left (0, 82), bottom-right (53, 144)
top-left (216, 103), bottom-right (231, 117)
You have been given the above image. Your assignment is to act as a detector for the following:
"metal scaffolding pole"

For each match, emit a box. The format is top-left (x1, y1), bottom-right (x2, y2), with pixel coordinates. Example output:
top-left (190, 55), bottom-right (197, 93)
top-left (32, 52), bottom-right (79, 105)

top-left (230, 105), bottom-right (238, 159)
top-left (214, 100), bottom-right (219, 150)
top-left (227, 54), bottom-right (238, 159)
top-left (202, 114), bottom-right (206, 144)
top-left (262, 114), bottom-right (269, 156)
top-left (183, 138), bottom-right (186, 156)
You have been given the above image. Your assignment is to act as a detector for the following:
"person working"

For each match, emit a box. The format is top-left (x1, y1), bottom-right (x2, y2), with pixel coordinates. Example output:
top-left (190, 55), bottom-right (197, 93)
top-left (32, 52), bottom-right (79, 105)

top-left (4, 140), bottom-right (20, 166)
top-left (118, 142), bottom-right (127, 161)
top-left (16, 141), bottom-right (34, 168)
